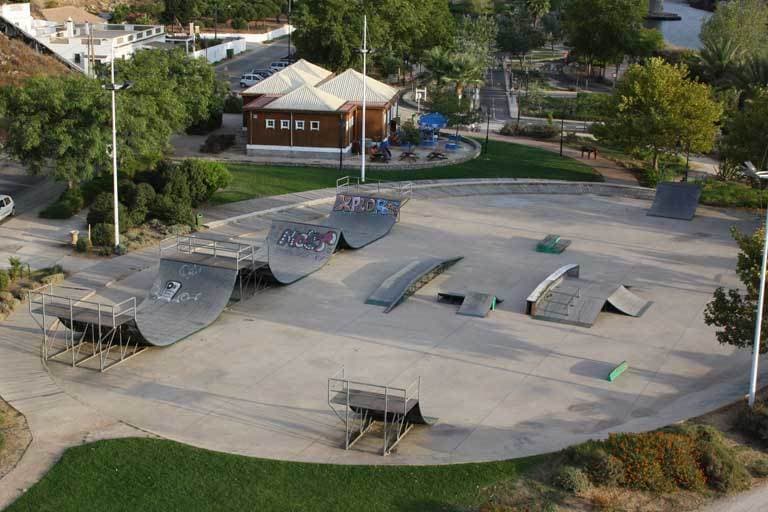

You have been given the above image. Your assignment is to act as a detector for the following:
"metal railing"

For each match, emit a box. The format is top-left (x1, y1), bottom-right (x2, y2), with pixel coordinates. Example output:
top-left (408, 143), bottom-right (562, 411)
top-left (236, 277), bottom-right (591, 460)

top-left (328, 367), bottom-right (421, 455)
top-left (336, 176), bottom-right (413, 204)
top-left (27, 284), bottom-right (144, 372)
top-left (160, 235), bottom-right (258, 271)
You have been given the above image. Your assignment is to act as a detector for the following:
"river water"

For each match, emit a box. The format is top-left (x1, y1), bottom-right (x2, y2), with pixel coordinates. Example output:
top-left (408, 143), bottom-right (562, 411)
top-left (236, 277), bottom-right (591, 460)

top-left (645, 0), bottom-right (712, 49)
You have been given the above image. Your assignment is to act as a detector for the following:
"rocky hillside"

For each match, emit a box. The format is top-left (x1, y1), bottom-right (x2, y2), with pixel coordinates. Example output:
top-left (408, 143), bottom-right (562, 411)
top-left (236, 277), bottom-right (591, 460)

top-left (0, 33), bottom-right (70, 87)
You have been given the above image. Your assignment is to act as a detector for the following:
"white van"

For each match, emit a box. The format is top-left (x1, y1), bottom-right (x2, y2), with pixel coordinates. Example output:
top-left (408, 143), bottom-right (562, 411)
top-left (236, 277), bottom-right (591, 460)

top-left (269, 61), bottom-right (290, 72)
top-left (239, 73), bottom-right (264, 88)
top-left (0, 195), bottom-right (15, 221)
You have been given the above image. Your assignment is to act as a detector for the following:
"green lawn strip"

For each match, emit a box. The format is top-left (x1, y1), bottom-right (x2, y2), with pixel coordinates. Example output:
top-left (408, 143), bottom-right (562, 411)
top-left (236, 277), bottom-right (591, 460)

top-left (209, 139), bottom-right (601, 205)
top-left (7, 438), bottom-right (539, 512)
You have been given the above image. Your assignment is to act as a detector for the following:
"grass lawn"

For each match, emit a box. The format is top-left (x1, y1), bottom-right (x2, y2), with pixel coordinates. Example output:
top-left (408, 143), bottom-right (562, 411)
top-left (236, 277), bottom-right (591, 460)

top-left (209, 139), bottom-right (601, 205)
top-left (6, 438), bottom-right (537, 512)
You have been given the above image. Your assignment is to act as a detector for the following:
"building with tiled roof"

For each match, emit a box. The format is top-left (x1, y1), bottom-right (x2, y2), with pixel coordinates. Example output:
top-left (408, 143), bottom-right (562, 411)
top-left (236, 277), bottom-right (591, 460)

top-left (243, 60), bottom-right (399, 156)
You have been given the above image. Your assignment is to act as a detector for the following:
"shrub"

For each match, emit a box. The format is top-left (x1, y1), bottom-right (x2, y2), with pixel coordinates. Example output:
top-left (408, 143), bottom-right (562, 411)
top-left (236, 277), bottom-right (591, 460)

top-left (177, 159), bottom-right (232, 205)
top-left (150, 194), bottom-right (195, 226)
top-left (87, 192), bottom-right (130, 231)
top-left (231, 17), bottom-right (247, 29)
top-left (81, 174), bottom-right (113, 205)
top-left (553, 465), bottom-right (590, 493)
top-left (497, 122), bottom-right (558, 139)
top-left (701, 180), bottom-right (768, 209)
top-left (223, 94), bottom-right (243, 114)
top-left (40, 273), bottom-right (65, 285)
top-left (201, 133), bottom-right (236, 154)
top-left (686, 425), bottom-right (751, 493)
top-left (91, 223), bottom-right (115, 247)
top-left (605, 431), bottom-right (706, 492)
top-left (124, 182), bottom-right (156, 227)
top-left (0, 270), bottom-right (8, 291)
top-left (75, 237), bottom-right (90, 253)
top-left (747, 458), bottom-right (768, 477)
top-left (186, 110), bottom-right (223, 135)
top-left (8, 257), bottom-right (23, 280)
top-left (39, 187), bottom-right (85, 219)
top-left (738, 401), bottom-right (768, 445)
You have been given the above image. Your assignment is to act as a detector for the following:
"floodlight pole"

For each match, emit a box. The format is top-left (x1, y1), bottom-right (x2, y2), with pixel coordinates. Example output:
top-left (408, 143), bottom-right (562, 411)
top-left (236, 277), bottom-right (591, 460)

top-left (110, 45), bottom-right (120, 249)
top-left (749, 168), bottom-right (768, 407)
top-left (360, 15), bottom-right (368, 183)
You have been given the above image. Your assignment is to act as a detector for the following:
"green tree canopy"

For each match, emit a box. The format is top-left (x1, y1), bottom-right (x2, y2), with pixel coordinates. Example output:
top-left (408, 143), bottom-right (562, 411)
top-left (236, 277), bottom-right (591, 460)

top-left (562, 0), bottom-right (649, 71)
top-left (721, 88), bottom-right (768, 170)
top-left (700, 0), bottom-right (768, 61)
top-left (0, 75), bottom-right (110, 186)
top-left (497, 2), bottom-right (546, 65)
top-left (705, 227), bottom-right (768, 353)
top-left (292, 0), bottom-right (453, 70)
top-left (599, 57), bottom-right (722, 170)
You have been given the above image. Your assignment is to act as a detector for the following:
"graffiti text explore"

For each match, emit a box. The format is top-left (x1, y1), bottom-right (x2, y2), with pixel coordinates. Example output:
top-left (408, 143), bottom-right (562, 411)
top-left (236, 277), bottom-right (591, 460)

top-left (333, 194), bottom-right (401, 217)
top-left (277, 228), bottom-right (338, 253)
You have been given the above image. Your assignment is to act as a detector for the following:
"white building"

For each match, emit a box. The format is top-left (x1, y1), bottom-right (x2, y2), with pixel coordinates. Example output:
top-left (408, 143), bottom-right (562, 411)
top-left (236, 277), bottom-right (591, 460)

top-left (0, 3), bottom-right (166, 75)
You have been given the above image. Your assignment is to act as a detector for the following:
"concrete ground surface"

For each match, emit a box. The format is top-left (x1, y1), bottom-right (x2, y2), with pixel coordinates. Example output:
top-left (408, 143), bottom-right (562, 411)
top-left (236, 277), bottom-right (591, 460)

top-left (1, 180), bottom-right (766, 511)
top-left (32, 189), bottom-right (768, 464)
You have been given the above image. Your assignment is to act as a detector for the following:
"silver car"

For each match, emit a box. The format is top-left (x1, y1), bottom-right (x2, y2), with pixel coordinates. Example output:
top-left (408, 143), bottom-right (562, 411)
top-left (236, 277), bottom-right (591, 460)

top-left (0, 195), bottom-right (15, 221)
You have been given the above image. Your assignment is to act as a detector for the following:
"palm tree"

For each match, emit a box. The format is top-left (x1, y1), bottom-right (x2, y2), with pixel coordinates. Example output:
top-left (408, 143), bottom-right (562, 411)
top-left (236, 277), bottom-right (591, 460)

top-left (442, 53), bottom-right (485, 101)
top-left (697, 37), bottom-right (744, 89)
top-left (423, 47), bottom-right (454, 85)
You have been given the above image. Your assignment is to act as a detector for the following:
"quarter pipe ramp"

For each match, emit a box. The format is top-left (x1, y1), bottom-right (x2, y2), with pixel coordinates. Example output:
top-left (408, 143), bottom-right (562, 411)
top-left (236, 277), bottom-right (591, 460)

top-left (325, 193), bottom-right (402, 249)
top-left (647, 182), bottom-right (701, 221)
top-left (263, 220), bottom-right (341, 284)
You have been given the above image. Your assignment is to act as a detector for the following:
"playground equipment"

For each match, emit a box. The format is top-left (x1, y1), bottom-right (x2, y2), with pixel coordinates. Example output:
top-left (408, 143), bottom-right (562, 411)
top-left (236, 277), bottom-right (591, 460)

top-left (647, 182), bottom-right (701, 221)
top-left (526, 264), bottom-right (651, 327)
top-left (366, 256), bottom-right (463, 313)
top-left (328, 368), bottom-right (433, 455)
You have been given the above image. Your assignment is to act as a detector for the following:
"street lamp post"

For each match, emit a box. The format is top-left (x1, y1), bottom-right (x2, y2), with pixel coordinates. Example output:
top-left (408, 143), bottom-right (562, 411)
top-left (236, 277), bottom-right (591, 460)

top-left (287, 0), bottom-right (292, 57)
top-left (104, 47), bottom-right (133, 251)
top-left (360, 14), bottom-right (369, 183)
top-left (744, 161), bottom-right (768, 407)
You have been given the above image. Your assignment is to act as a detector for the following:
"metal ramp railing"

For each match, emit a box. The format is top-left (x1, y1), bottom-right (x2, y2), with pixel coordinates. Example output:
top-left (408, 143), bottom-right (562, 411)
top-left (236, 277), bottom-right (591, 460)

top-left (28, 284), bottom-right (146, 372)
top-left (335, 176), bottom-right (413, 205)
top-left (328, 368), bottom-right (421, 455)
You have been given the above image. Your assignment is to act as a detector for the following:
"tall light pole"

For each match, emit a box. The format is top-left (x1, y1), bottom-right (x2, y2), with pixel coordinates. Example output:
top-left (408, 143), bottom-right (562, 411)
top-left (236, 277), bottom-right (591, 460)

top-left (360, 14), bottom-right (368, 183)
top-left (287, 0), bottom-right (292, 57)
top-left (744, 161), bottom-right (768, 407)
top-left (104, 46), bottom-right (132, 251)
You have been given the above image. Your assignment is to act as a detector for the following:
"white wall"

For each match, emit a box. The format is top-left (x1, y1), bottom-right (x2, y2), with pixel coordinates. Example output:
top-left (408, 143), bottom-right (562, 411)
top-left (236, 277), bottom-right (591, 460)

top-left (199, 24), bottom-right (293, 44)
top-left (0, 2), bottom-right (32, 32)
top-left (191, 37), bottom-right (247, 63)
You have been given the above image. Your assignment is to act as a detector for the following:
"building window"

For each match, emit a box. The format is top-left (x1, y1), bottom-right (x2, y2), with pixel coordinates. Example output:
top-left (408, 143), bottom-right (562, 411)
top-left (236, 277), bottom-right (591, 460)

top-left (310, 121), bottom-right (320, 131)
top-left (295, 120), bottom-right (305, 130)
top-left (266, 119), bottom-right (275, 129)
top-left (280, 119), bottom-right (290, 130)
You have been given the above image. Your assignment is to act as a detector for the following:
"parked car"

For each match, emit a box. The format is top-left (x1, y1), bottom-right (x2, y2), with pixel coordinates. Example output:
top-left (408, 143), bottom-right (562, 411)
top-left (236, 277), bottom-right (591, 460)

top-left (250, 68), bottom-right (273, 77)
top-left (269, 61), bottom-right (290, 72)
top-left (239, 73), bottom-right (265, 88)
top-left (0, 195), bottom-right (15, 221)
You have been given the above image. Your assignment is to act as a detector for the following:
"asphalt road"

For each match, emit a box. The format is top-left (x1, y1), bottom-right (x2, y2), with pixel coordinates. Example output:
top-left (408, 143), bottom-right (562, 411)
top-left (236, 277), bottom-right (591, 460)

top-left (215, 41), bottom-right (293, 91)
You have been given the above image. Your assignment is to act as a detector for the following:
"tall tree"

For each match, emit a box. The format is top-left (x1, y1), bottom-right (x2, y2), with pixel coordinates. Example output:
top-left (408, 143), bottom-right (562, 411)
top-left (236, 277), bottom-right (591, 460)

top-left (721, 88), bottom-right (768, 170)
top-left (562, 0), bottom-right (647, 80)
top-left (705, 227), bottom-right (768, 353)
top-left (292, 0), bottom-right (453, 70)
top-left (497, 3), bottom-right (545, 65)
top-left (163, 0), bottom-right (200, 24)
top-left (0, 75), bottom-right (109, 187)
top-left (700, 0), bottom-right (768, 61)
top-left (599, 57), bottom-right (722, 170)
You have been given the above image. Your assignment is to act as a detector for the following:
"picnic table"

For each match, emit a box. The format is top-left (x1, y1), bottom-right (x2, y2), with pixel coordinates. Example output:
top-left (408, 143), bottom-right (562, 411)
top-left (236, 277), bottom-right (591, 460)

top-left (427, 151), bottom-right (447, 161)
top-left (399, 152), bottom-right (419, 162)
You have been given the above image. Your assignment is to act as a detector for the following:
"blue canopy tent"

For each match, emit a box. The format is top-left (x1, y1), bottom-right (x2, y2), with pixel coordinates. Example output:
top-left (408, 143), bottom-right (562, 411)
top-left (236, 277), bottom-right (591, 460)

top-left (418, 113), bottom-right (447, 146)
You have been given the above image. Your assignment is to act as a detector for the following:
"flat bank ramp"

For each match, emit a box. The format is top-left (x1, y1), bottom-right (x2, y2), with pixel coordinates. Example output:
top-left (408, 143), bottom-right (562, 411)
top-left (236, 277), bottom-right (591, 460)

top-left (265, 220), bottom-right (340, 284)
top-left (647, 182), bottom-right (702, 220)
top-left (534, 279), bottom-right (619, 328)
top-left (367, 257), bottom-right (463, 313)
top-left (325, 194), bottom-right (402, 249)
top-left (135, 258), bottom-right (238, 347)
top-left (606, 285), bottom-right (651, 317)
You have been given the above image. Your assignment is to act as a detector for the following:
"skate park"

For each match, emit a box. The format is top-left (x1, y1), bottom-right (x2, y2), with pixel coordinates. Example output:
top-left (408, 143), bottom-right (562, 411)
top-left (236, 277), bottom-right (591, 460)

top-left (19, 179), bottom-right (766, 465)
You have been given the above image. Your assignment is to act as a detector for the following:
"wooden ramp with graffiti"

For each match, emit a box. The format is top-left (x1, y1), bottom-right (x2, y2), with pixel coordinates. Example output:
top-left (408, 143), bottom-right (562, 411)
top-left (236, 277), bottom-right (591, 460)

top-left (325, 193), bottom-right (403, 249)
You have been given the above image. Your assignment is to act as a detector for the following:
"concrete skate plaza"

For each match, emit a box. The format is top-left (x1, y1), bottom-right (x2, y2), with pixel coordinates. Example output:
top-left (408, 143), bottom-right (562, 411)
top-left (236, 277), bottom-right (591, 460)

top-left (48, 191), bottom-right (759, 464)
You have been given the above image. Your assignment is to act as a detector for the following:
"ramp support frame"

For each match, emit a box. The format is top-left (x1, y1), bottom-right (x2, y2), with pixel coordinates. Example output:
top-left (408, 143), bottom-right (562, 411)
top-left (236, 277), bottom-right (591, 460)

top-left (328, 368), bottom-right (421, 456)
top-left (28, 285), bottom-right (147, 372)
